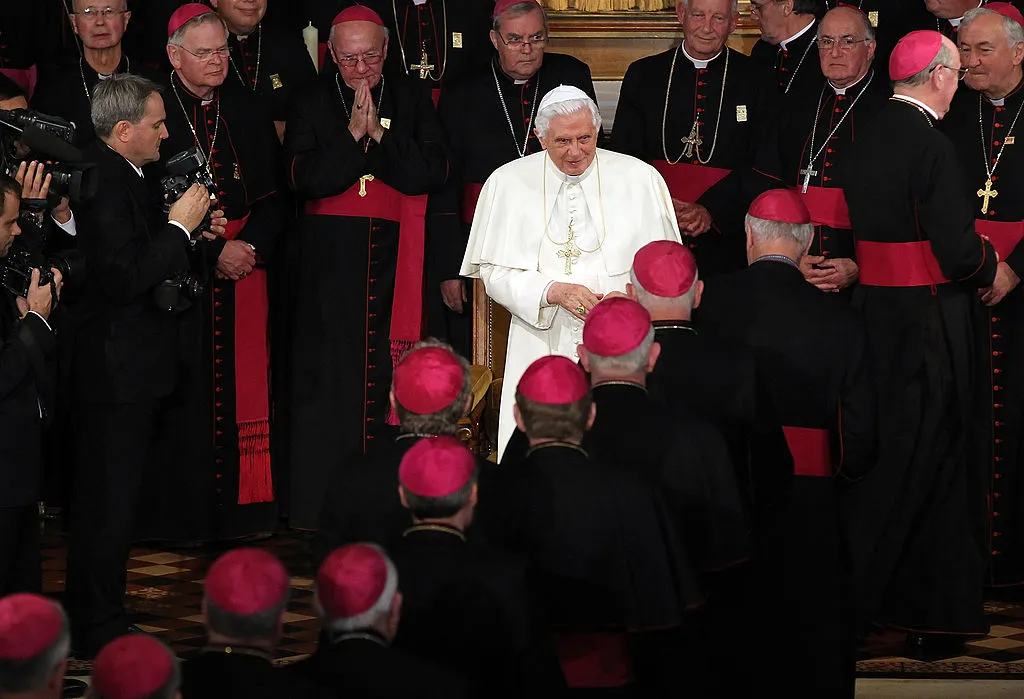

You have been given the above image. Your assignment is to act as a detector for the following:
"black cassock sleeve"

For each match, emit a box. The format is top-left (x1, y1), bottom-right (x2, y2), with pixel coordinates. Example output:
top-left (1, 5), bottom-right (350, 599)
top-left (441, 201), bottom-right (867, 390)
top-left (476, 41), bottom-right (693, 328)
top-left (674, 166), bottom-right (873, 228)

top-left (608, 60), bottom-right (647, 160)
top-left (835, 319), bottom-right (876, 483)
top-left (426, 86), bottom-right (472, 284)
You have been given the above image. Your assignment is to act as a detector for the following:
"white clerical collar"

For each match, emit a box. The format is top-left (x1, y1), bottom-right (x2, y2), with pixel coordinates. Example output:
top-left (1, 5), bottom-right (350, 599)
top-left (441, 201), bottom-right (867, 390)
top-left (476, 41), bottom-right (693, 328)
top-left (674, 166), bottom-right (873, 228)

top-left (680, 43), bottom-right (722, 70)
top-left (780, 19), bottom-right (815, 50)
top-left (948, 3), bottom-right (982, 27)
top-left (892, 94), bottom-right (939, 121)
top-left (991, 97), bottom-right (1006, 107)
top-left (830, 70), bottom-right (869, 95)
top-left (413, 0), bottom-right (428, 5)
top-left (547, 152), bottom-right (597, 185)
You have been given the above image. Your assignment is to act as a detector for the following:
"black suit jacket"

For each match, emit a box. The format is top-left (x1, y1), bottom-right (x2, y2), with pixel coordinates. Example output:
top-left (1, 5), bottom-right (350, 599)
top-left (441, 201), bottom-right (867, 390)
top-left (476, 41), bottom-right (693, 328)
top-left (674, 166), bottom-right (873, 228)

top-left (73, 141), bottom-right (190, 404)
top-left (181, 649), bottom-right (332, 699)
top-left (0, 296), bottom-right (55, 508)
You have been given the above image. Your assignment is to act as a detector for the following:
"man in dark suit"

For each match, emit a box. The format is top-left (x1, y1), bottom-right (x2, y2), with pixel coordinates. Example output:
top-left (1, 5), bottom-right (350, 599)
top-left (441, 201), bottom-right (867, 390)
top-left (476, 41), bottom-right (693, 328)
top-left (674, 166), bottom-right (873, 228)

top-left (289, 543), bottom-right (469, 699)
top-left (64, 73), bottom-right (213, 658)
top-left (0, 176), bottom-right (62, 598)
top-left (699, 189), bottom-right (875, 698)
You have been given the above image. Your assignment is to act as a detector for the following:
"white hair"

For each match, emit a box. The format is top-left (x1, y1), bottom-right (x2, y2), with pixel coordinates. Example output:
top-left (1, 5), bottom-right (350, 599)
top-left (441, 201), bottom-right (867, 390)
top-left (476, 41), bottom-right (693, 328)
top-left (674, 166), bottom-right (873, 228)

top-left (961, 7), bottom-right (1024, 48)
top-left (586, 325), bottom-right (655, 376)
top-left (745, 213), bottom-right (814, 250)
top-left (534, 97), bottom-right (602, 139)
top-left (318, 545), bottom-right (399, 634)
top-left (167, 11), bottom-right (228, 47)
top-left (629, 268), bottom-right (700, 311)
top-left (678, 0), bottom-right (739, 14)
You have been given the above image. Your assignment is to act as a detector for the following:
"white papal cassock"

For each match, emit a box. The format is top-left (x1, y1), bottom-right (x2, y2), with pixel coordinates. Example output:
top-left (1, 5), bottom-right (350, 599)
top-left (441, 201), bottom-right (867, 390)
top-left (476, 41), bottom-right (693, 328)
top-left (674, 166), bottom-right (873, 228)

top-left (461, 147), bottom-right (682, 459)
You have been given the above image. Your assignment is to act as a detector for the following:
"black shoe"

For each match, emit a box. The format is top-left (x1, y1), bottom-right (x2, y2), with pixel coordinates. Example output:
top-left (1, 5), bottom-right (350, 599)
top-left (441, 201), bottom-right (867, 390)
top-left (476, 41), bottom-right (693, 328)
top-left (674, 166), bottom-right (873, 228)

top-left (62, 679), bottom-right (88, 698)
top-left (903, 632), bottom-right (966, 660)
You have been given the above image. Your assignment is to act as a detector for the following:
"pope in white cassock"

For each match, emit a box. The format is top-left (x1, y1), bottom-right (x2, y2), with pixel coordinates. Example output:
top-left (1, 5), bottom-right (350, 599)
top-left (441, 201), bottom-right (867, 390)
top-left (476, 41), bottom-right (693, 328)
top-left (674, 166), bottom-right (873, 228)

top-left (461, 85), bottom-right (683, 459)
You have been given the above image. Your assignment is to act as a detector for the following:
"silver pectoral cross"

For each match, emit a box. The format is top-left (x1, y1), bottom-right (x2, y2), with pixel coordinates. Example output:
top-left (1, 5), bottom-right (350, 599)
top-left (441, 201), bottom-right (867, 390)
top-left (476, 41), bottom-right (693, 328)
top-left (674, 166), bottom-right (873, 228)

top-left (681, 121), bottom-right (703, 159)
top-left (800, 166), bottom-right (818, 193)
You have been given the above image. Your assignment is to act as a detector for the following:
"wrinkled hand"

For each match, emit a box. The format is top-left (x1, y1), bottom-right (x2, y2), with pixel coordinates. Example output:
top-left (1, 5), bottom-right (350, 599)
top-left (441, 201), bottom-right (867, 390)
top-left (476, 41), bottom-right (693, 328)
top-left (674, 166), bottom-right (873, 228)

top-left (16, 161), bottom-right (50, 200)
top-left (547, 281), bottom-right (603, 321)
top-left (168, 183), bottom-right (212, 233)
top-left (365, 87), bottom-right (384, 143)
top-left (216, 239), bottom-right (256, 281)
top-left (981, 261), bottom-right (1020, 306)
top-left (348, 82), bottom-right (370, 141)
top-left (674, 200), bottom-right (713, 237)
top-left (440, 279), bottom-right (467, 313)
top-left (802, 256), bottom-right (859, 292)
top-left (201, 209), bottom-right (227, 240)
top-left (16, 268), bottom-right (62, 320)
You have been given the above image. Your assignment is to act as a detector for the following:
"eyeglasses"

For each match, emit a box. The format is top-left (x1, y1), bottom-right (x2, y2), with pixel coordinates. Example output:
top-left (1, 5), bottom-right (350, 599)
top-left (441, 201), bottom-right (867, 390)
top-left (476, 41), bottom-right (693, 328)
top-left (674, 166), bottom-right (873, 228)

top-left (818, 36), bottom-right (871, 51)
top-left (73, 7), bottom-right (128, 20)
top-left (495, 32), bottom-right (548, 50)
top-left (335, 52), bottom-right (384, 67)
top-left (748, 0), bottom-right (781, 15)
top-left (176, 45), bottom-right (232, 62)
top-left (931, 64), bottom-right (970, 80)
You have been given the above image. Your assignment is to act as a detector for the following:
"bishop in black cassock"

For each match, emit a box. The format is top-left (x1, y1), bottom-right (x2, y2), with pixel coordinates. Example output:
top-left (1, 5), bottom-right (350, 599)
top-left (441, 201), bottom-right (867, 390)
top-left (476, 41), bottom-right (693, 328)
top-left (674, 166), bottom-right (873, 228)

top-left (750, 0), bottom-right (823, 103)
top-left (842, 31), bottom-right (997, 640)
top-left (820, 0), bottom-right (933, 66)
top-left (284, 6), bottom-right (449, 530)
top-left (612, 0), bottom-right (772, 279)
top-left (941, 4), bottom-right (1024, 587)
top-left (137, 6), bottom-right (289, 542)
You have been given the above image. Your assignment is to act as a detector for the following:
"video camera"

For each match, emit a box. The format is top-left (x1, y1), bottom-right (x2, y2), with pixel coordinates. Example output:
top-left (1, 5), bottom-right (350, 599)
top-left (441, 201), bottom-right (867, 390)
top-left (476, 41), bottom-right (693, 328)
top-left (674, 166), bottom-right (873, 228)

top-left (0, 109), bottom-right (99, 205)
top-left (161, 146), bottom-right (216, 233)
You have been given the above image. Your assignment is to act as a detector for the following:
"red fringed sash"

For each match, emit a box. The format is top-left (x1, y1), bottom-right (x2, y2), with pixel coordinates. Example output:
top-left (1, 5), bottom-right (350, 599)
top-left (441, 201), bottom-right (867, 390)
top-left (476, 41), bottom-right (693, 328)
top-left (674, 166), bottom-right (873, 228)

top-left (976, 219), bottom-right (1024, 261)
top-left (552, 631), bottom-right (632, 689)
top-left (651, 160), bottom-right (731, 202)
top-left (223, 217), bottom-right (273, 504)
top-left (781, 426), bottom-right (832, 478)
top-left (797, 185), bottom-right (852, 229)
top-left (855, 240), bottom-right (950, 287)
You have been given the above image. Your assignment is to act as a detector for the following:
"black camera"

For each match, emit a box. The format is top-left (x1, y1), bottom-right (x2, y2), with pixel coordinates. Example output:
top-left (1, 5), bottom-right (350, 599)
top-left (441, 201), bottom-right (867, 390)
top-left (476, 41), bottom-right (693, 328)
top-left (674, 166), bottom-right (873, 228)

top-left (161, 146), bottom-right (216, 235)
top-left (0, 110), bottom-right (99, 204)
top-left (0, 109), bottom-right (75, 144)
top-left (0, 246), bottom-right (86, 298)
top-left (153, 273), bottom-right (205, 314)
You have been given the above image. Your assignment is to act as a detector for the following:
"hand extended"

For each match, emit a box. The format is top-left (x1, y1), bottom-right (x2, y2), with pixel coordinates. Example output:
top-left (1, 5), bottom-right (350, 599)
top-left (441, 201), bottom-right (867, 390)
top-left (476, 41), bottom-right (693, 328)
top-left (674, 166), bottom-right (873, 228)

top-left (201, 209), bottom-right (227, 240)
top-left (801, 255), bottom-right (859, 293)
top-left (440, 279), bottom-right (467, 313)
top-left (216, 239), bottom-right (256, 281)
top-left (348, 81), bottom-right (370, 141)
top-left (981, 261), bottom-right (1020, 306)
top-left (168, 183), bottom-right (212, 233)
top-left (16, 267), bottom-right (62, 321)
top-left (16, 161), bottom-right (51, 200)
top-left (673, 199), bottom-right (713, 237)
top-left (547, 281), bottom-right (603, 321)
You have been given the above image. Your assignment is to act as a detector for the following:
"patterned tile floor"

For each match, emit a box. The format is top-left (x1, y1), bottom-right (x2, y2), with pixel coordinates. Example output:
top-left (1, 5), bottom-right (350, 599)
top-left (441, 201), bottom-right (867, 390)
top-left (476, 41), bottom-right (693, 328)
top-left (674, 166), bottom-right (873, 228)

top-left (36, 523), bottom-right (1024, 679)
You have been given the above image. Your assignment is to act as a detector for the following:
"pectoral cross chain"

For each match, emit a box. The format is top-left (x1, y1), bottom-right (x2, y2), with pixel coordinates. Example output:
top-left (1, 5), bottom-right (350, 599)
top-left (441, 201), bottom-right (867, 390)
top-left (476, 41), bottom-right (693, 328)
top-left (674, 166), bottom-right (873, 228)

top-left (978, 178), bottom-right (998, 215)
top-left (557, 229), bottom-right (582, 275)
top-left (411, 49), bottom-right (434, 79)
top-left (358, 174), bottom-right (374, 197)
top-left (800, 167), bottom-right (818, 194)
top-left (681, 121), bottom-right (703, 159)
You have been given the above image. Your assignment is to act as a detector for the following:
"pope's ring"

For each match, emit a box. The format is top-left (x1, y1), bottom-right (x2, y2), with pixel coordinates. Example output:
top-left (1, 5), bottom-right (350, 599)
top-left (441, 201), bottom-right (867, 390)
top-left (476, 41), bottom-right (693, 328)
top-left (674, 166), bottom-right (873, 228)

top-left (576, 304), bottom-right (587, 316)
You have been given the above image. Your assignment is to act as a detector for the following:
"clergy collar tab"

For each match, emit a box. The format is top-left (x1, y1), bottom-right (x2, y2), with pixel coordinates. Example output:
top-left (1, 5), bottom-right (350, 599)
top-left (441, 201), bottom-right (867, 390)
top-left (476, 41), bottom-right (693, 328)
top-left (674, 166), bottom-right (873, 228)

top-left (680, 43), bottom-right (722, 70)
top-left (780, 18), bottom-right (816, 50)
top-left (830, 69), bottom-right (871, 96)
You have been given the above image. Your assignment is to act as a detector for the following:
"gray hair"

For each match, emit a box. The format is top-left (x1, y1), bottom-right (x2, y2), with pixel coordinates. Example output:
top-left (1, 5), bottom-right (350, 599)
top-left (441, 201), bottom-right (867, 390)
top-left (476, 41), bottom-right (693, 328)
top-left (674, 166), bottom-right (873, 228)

top-left (0, 611), bottom-right (69, 693)
top-left (401, 472), bottom-right (478, 519)
top-left (895, 39), bottom-right (957, 87)
top-left (91, 73), bottom-right (161, 139)
top-left (393, 338), bottom-right (471, 437)
top-left (745, 213), bottom-right (814, 250)
top-left (534, 97), bottom-right (602, 139)
top-left (205, 593), bottom-right (290, 643)
top-left (961, 7), bottom-right (1024, 48)
top-left (585, 325), bottom-right (656, 376)
top-left (818, 5), bottom-right (876, 42)
top-left (629, 268), bottom-right (700, 312)
top-left (319, 545), bottom-right (399, 634)
top-left (167, 11), bottom-right (228, 46)
top-left (492, 1), bottom-right (547, 31)
top-left (678, 0), bottom-right (739, 14)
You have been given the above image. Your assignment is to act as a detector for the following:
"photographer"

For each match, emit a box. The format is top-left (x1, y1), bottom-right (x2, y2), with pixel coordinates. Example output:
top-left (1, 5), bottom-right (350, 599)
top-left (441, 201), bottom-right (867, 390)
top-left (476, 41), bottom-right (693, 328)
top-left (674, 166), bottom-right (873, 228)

top-left (64, 72), bottom-right (213, 658)
top-left (0, 174), bottom-right (63, 597)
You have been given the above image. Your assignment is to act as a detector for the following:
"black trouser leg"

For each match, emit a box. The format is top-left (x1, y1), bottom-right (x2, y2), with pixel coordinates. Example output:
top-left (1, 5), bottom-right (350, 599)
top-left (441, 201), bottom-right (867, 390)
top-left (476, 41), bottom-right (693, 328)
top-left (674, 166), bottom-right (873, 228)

top-left (0, 505), bottom-right (42, 596)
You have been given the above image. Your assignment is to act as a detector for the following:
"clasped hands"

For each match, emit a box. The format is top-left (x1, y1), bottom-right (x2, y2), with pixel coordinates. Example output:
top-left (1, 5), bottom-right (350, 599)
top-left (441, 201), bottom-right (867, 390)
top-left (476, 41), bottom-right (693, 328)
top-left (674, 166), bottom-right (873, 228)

top-left (799, 255), bottom-right (859, 293)
top-left (348, 81), bottom-right (385, 143)
top-left (174, 187), bottom-right (254, 282)
top-left (980, 262), bottom-right (1020, 307)
top-left (673, 198), bottom-right (712, 237)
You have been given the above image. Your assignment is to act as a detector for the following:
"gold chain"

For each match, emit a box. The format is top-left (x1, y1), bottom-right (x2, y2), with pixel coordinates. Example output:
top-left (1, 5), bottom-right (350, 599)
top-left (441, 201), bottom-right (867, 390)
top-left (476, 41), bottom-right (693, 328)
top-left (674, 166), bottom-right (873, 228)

top-left (541, 152), bottom-right (607, 254)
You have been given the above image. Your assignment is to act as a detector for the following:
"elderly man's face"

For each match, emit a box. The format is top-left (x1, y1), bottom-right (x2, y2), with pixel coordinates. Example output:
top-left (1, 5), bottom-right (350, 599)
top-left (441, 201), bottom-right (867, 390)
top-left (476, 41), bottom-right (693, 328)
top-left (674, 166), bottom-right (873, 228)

top-left (818, 8), bottom-right (875, 87)
top-left (538, 108), bottom-right (598, 176)
top-left (169, 21), bottom-right (231, 92)
top-left (0, 191), bottom-right (21, 258)
top-left (680, 0), bottom-right (736, 60)
top-left (210, 0), bottom-right (266, 36)
top-left (490, 7), bottom-right (547, 81)
top-left (750, 0), bottom-right (790, 45)
top-left (71, 0), bottom-right (131, 51)
top-left (961, 13), bottom-right (1024, 97)
top-left (330, 21), bottom-right (388, 90)
top-left (925, 0), bottom-right (980, 20)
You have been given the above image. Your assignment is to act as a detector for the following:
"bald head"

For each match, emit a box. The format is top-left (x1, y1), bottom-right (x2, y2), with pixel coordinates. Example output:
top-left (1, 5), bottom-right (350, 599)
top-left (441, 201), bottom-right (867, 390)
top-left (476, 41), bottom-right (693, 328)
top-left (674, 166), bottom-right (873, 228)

top-left (925, 0), bottom-right (982, 20)
top-left (818, 6), bottom-right (876, 87)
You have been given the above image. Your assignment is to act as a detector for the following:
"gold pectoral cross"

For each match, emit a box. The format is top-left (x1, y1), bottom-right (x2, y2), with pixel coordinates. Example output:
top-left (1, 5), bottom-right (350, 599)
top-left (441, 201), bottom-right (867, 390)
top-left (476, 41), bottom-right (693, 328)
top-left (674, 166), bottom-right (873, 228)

top-left (557, 229), bottom-right (582, 275)
top-left (978, 178), bottom-right (998, 215)
top-left (358, 174), bottom-right (374, 197)
top-left (681, 121), bottom-right (703, 159)
top-left (411, 50), bottom-right (434, 79)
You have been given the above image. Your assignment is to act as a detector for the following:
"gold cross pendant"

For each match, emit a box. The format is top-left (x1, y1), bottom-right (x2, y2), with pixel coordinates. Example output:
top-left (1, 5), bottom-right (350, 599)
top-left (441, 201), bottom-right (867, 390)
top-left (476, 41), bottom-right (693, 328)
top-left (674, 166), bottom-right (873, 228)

top-left (978, 178), bottom-right (998, 215)
top-left (557, 231), bottom-right (582, 275)
top-left (411, 50), bottom-right (435, 79)
top-left (681, 121), bottom-right (703, 159)
top-left (358, 174), bottom-right (374, 197)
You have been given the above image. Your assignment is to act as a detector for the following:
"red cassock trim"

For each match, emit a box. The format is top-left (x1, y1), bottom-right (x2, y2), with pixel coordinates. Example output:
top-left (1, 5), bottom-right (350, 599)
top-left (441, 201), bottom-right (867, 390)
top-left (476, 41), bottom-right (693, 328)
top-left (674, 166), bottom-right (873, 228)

top-left (976, 219), bottom-right (1024, 261)
top-left (855, 241), bottom-right (950, 287)
top-left (0, 67), bottom-right (37, 99)
top-left (317, 42), bottom-right (328, 72)
top-left (553, 631), bottom-right (632, 689)
top-left (782, 426), bottom-right (832, 477)
top-left (460, 182), bottom-right (484, 225)
top-left (651, 160), bottom-right (731, 202)
top-left (304, 179), bottom-right (427, 343)
top-left (223, 216), bottom-right (273, 504)
top-left (796, 185), bottom-right (851, 229)
top-left (431, 86), bottom-right (441, 109)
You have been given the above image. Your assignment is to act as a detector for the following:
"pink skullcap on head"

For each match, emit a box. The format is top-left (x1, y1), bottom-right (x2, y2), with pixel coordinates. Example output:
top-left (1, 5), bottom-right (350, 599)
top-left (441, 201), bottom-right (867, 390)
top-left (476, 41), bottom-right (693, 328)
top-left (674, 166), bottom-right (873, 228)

top-left (890, 30), bottom-right (944, 82)
top-left (0, 594), bottom-right (63, 661)
top-left (985, 2), bottom-right (1024, 28)
top-left (91, 635), bottom-right (174, 699)
top-left (204, 548), bottom-right (289, 616)
top-left (632, 240), bottom-right (697, 297)
top-left (517, 355), bottom-right (589, 404)
top-left (167, 3), bottom-right (214, 37)
top-left (317, 545), bottom-right (390, 619)
top-left (332, 5), bottom-right (385, 26)
top-left (749, 189), bottom-right (812, 225)
top-left (494, 0), bottom-right (541, 16)
top-left (393, 347), bottom-right (464, 414)
top-left (583, 298), bottom-right (651, 358)
top-left (399, 435), bottom-right (476, 497)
